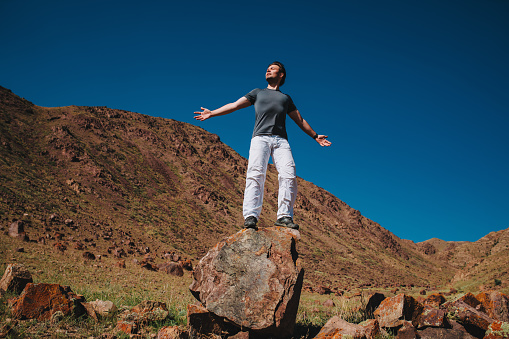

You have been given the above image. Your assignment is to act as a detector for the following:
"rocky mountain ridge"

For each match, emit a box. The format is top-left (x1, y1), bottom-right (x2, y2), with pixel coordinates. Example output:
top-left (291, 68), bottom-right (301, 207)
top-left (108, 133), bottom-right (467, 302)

top-left (1, 85), bottom-right (507, 292)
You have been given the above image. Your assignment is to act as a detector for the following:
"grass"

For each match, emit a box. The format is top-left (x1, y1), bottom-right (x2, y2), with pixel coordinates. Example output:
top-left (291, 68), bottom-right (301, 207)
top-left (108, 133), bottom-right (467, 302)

top-left (0, 234), bottom-right (395, 338)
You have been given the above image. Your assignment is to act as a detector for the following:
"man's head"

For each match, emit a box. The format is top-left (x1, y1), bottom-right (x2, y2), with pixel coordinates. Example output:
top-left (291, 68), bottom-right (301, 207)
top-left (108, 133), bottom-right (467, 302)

top-left (266, 61), bottom-right (286, 86)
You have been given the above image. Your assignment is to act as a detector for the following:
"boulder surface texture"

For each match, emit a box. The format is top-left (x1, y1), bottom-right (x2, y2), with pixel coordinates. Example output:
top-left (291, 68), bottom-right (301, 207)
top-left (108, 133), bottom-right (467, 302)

top-left (189, 227), bottom-right (303, 338)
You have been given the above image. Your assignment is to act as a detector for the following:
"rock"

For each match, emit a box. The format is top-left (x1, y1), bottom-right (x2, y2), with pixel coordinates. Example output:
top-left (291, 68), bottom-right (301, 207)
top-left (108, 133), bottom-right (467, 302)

top-left (83, 251), bottom-right (96, 260)
top-left (181, 259), bottom-right (193, 271)
top-left (53, 242), bottom-right (67, 252)
top-left (156, 326), bottom-right (189, 339)
top-left (365, 292), bottom-right (386, 315)
top-left (8, 220), bottom-right (25, 238)
top-left (119, 300), bottom-right (169, 325)
top-left (116, 320), bottom-right (138, 335)
top-left (418, 320), bottom-right (477, 338)
top-left (415, 305), bottom-right (448, 329)
top-left (157, 262), bottom-right (184, 277)
top-left (9, 283), bottom-right (85, 320)
top-left (315, 285), bottom-right (333, 295)
top-left (82, 299), bottom-right (117, 321)
top-left (443, 298), bottom-right (496, 338)
top-left (396, 320), bottom-right (419, 339)
top-left (114, 260), bottom-right (126, 268)
top-left (189, 227), bottom-right (303, 338)
top-left (322, 299), bottom-right (335, 307)
top-left (484, 321), bottom-right (509, 338)
top-left (476, 291), bottom-right (509, 322)
top-left (374, 294), bottom-right (424, 329)
top-left (458, 292), bottom-right (484, 310)
top-left (314, 316), bottom-right (380, 339)
top-left (187, 303), bottom-right (230, 336)
top-left (423, 293), bottom-right (446, 308)
top-left (0, 263), bottom-right (33, 294)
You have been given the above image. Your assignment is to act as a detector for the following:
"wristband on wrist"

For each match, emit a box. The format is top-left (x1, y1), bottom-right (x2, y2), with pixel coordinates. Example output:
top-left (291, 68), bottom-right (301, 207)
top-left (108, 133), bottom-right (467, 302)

top-left (312, 133), bottom-right (318, 139)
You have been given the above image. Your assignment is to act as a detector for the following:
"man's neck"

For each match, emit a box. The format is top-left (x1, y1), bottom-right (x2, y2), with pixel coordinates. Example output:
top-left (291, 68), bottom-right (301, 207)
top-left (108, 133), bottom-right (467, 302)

top-left (266, 81), bottom-right (280, 90)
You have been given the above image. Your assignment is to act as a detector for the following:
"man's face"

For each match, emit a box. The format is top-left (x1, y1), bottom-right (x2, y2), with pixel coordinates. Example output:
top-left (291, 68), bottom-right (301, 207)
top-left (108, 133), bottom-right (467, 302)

top-left (266, 65), bottom-right (283, 83)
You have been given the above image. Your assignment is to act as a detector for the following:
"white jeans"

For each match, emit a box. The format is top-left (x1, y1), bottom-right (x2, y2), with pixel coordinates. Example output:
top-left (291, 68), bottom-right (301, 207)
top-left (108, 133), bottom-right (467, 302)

top-left (243, 135), bottom-right (297, 220)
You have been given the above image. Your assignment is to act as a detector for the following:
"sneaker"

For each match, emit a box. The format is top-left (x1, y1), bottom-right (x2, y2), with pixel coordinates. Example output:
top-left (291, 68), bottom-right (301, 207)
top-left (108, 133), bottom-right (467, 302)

top-left (274, 217), bottom-right (299, 230)
top-left (244, 216), bottom-right (258, 229)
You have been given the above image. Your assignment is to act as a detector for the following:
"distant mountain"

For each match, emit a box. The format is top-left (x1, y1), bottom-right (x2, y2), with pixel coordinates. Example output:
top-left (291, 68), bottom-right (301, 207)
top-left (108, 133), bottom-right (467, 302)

top-left (1, 85), bottom-right (507, 292)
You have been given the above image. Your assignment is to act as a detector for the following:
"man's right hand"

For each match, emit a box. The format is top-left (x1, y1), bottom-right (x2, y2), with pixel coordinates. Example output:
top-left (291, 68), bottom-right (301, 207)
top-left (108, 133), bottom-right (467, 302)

top-left (194, 107), bottom-right (212, 121)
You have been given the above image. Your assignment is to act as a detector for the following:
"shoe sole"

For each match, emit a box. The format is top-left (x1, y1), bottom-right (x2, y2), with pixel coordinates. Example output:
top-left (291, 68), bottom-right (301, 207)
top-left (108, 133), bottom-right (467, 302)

top-left (274, 222), bottom-right (299, 230)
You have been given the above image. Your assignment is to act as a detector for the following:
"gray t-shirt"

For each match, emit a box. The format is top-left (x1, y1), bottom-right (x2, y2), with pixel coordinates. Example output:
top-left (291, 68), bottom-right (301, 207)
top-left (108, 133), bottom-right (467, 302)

top-left (244, 88), bottom-right (297, 140)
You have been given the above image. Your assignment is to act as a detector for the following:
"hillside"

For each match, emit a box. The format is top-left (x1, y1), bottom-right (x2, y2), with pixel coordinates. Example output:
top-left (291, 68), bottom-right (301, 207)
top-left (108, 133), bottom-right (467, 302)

top-left (0, 85), bottom-right (507, 293)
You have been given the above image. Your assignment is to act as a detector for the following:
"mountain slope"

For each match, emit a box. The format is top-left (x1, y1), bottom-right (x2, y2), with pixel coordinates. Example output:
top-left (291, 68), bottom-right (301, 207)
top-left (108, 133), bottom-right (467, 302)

top-left (0, 85), bottom-right (505, 292)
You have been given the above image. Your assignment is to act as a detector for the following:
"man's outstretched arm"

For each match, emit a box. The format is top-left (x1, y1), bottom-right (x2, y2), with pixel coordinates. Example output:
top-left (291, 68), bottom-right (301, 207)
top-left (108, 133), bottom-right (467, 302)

top-left (194, 97), bottom-right (251, 121)
top-left (288, 110), bottom-right (331, 147)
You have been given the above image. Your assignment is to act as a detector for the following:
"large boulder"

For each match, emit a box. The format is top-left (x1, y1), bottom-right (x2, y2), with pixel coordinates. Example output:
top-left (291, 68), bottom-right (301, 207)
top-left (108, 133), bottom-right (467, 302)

top-left (0, 263), bottom-right (33, 294)
top-left (9, 283), bottom-right (85, 320)
top-left (189, 227), bottom-right (304, 338)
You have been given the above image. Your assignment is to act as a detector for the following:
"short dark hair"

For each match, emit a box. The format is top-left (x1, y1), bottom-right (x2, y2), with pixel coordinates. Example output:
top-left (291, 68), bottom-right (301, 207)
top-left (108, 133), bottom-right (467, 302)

top-left (269, 61), bottom-right (286, 86)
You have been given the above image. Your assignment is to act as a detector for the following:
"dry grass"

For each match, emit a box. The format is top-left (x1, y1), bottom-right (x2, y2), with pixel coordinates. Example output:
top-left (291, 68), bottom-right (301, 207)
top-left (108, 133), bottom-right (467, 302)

top-left (0, 234), bottom-right (396, 338)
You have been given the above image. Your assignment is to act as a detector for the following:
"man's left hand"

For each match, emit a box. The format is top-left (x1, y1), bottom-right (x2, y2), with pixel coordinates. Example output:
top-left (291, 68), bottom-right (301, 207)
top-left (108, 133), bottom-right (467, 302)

top-left (315, 135), bottom-right (331, 147)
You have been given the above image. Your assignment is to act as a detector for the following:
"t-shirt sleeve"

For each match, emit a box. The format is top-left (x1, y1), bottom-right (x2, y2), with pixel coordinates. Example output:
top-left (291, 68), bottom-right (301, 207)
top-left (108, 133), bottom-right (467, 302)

top-left (244, 88), bottom-right (260, 104)
top-left (287, 95), bottom-right (297, 113)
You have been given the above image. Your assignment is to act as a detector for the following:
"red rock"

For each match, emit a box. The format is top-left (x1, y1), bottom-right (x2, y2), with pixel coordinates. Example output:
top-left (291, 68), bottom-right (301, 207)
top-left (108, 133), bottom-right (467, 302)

top-left (374, 294), bottom-right (424, 328)
top-left (157, 262), bottom-right (184, 277)
top-left (9, 283), bottom-right (85, 320)
top-left (418, 320), bottom-right (477, 338)
top-left (443, 298), bottom-right (496, 338)
top-left (314, 316), bottom-right (380, 339)
top-left (181, 259), bottom-right (193, 271)
top-left (83, 251), bottom-right (95, 260)
top-left (0, 263), bottom-right (33, 294)
top-left (187, 303), bottom-right (227, 336)
top-left (415, 305), bottom-right (448, 329)
top-left (116, 320), bottom-right (137, 334)
top-left (315, 285), bottom-right (333, 295)
top-left (476, 291), bottom-right (509, 322)
top-left (113, 260), bottom-right (125, 269)
top-left (423, 293), bottom-right (446, 308)
top-left (189, 227), bottom-right (303, 338)
top-left (396, 321), bottom-right (418, 339)
top-left (53, 242), bottom-right (66, 252)
top-left (156, 326), bottom-right (188, 339)
top-left (484, 321), bottom-right (509, 339)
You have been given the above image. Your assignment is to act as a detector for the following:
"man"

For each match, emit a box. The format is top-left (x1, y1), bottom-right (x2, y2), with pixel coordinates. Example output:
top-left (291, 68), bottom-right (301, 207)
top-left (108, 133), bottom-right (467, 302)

top-left (194, 61), bottom-right (331, 230)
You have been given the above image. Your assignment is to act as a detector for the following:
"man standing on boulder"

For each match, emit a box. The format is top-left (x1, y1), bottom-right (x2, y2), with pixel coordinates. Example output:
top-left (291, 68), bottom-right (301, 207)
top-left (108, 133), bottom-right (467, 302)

top-left (194, 61), bottom-right (331, 230)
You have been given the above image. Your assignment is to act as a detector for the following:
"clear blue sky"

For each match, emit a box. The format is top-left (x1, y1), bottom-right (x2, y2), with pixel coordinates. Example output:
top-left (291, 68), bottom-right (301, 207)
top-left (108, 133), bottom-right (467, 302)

top-left (1, 0), bottom-right (508, 243)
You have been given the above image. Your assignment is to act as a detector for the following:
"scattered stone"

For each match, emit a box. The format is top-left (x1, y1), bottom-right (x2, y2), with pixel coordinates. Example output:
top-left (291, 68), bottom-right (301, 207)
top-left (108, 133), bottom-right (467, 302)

top-left (181, 259), bottom-right (193, 271)
top-left (116, 320), bottom-right (138, 335)
top-left (83, 252), bottom-right (96, 260)
top-left (322, 299), bottom-right (335, 307)
top-left (9, 283), bottom-right (85, 320)
top-left (476, 291), bottom-right (509, 322)
top-left (140, 261), bottom-right (157, 271)
top-left (53, 242), bottom-right (67, 253)
top-left (156, 326), bottom-right (189, 339)
top-left (374, 294), bottom-right (424, 329)
top-left (187, 303), bottom-right (229, 336)
top-left (484, 320), bottom-right (509, 339)
top-left (189, 227), bottom-right (303, 338)
top-left (157, 262), bottom-right (184, 277)
top-left (8, 220), bottom-right (25, 238)
top-left (314, 316), bottom-right (380, 339)
top-left (315, 285), bottom-right (333, 295)
top-left (82, 299), bottom-right (117, 321)
top-left (0, 263), bottom-right (33, 294)
top-left (424, 293), bottom-right (446, 308)
top-left (113, 247), bottom-right (126, 258)
top-left (443, 297), bottom-right (496, 338)
top-left (15, 247), bottom-right (24, 253)
top-left (418, 319), bottom-right (477, 339)
top-left (119, 300), bottom-right (169, 325)
top-left (415, 305), bottom-right (448, 329)
top-left (396, 320), bottom-right (418, 339)
top-left (114, 260), bottom-right (126, 269)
